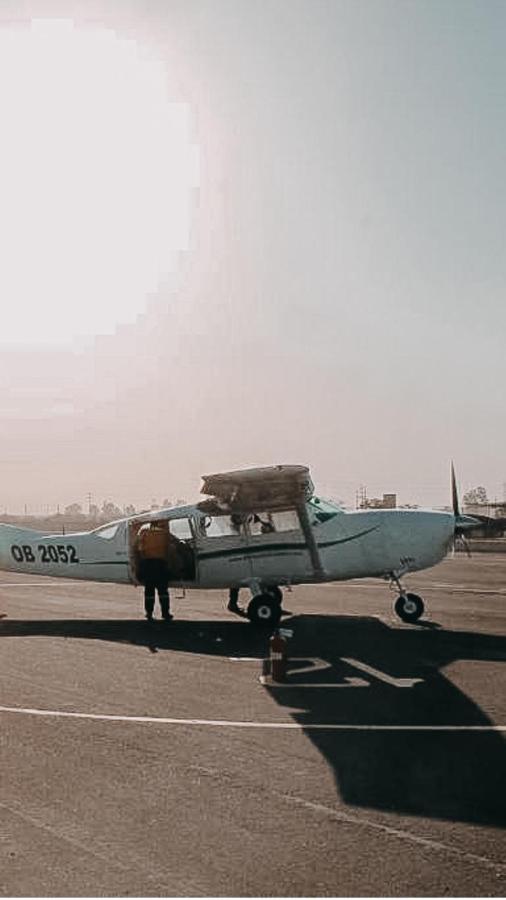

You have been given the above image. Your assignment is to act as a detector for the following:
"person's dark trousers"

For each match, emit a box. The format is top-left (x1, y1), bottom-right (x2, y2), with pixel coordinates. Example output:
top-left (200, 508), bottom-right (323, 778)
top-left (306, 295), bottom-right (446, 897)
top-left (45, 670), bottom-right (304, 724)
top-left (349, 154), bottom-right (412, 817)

top-left (144, 584), bottom-right (156, 619)
top-left (153, 563), bottom-right (170, 618)
top-left (157, 585), bottom-right (170, 619)
top-left (140, 559), bottom-right (170, 619)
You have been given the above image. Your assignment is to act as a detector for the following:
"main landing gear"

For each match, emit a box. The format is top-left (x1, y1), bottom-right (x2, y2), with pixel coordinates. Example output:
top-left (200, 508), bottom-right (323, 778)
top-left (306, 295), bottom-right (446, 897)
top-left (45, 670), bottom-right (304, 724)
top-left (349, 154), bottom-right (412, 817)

top-left (390, 572), bottom-right (425, 623)
top-left (247, 593), bottom-right (282, 628)
top-left (228, 584), bottom-right (287, 628)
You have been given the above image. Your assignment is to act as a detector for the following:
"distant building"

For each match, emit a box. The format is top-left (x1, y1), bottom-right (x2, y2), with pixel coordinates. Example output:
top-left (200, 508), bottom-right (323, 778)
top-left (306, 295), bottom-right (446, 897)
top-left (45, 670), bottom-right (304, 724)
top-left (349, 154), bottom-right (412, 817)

top-left (360, 493), bottom-right (397, 510)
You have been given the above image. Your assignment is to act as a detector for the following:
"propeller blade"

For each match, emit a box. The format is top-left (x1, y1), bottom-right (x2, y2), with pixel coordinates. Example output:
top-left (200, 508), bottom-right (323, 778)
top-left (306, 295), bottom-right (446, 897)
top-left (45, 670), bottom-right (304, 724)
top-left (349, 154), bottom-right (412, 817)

top-left (451, 463), bottom-right (479, 551)
top-left (451, 461), bottom-right (460, 518)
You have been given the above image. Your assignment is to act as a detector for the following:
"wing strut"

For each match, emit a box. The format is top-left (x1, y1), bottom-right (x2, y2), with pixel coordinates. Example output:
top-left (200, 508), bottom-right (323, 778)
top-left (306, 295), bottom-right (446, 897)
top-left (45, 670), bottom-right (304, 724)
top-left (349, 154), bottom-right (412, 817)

top-left (296, 499), bottom-right (325, 580)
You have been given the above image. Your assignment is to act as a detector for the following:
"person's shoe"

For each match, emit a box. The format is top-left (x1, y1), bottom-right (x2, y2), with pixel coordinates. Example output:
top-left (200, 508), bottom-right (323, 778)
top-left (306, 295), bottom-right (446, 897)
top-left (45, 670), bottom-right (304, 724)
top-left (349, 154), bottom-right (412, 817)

top-left (227, 602), bottom-right (240, 613)
top-left (145, 613), bottom-right (154, 622)
top-left (162, 613), bottom-right (173, 622)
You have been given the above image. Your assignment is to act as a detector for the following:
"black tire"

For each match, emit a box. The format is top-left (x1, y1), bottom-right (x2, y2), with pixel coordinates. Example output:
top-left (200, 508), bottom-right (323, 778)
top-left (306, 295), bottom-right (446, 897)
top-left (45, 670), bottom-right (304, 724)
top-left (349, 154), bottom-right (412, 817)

top-left (247, 594), bottom-right (282, 628)
top-left (394, 593), bottom-right (424, 623)
top-left (266, 585), bottom-right (283, 605)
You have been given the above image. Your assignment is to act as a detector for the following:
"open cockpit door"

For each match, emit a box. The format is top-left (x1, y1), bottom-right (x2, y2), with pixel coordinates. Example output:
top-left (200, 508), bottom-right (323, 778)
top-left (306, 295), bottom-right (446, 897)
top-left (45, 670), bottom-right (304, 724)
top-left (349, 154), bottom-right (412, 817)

top-left (128, 514), bottom-right (197, 585)
top-left (199, 465), bottom-right (326, 581)
top-left (193, 511), bottom-right (251, 588)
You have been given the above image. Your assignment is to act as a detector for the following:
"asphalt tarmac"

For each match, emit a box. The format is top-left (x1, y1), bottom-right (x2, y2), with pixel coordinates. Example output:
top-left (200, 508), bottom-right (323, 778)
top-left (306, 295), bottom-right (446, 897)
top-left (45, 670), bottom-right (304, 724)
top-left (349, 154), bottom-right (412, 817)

top-left (1, 556), bottom-right (506, 897)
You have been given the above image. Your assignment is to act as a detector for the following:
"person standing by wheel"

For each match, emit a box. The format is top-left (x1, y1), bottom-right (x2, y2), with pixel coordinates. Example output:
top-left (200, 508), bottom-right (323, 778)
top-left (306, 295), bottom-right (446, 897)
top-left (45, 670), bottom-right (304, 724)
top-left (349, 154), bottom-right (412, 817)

top-left (135, 521), bottom-right (173, 621)
top-left (227, 586), bottom-right (241, 613)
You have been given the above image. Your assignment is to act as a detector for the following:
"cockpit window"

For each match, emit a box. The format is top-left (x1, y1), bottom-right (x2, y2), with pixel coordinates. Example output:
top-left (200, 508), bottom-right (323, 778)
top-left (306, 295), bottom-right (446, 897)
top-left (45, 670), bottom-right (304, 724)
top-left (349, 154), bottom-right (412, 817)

top-left (308, 496), bottom-right (342, 524)
top-left (200, 515), bottom-right (245, 538)
top-left (248, 510), bottom-right (300, 534)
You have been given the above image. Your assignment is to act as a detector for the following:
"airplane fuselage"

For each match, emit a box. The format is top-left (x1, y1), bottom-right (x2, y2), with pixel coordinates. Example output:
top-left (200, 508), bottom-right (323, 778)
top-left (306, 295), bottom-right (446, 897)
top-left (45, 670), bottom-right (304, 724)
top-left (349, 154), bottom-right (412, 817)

top-left (0, 506), bottom-right (455, 590)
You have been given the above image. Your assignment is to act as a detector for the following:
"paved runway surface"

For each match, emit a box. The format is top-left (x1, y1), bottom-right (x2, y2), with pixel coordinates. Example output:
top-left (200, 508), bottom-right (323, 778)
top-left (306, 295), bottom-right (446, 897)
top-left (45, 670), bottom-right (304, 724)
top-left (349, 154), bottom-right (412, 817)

top-left (1, 556), bottom-right (506, 896)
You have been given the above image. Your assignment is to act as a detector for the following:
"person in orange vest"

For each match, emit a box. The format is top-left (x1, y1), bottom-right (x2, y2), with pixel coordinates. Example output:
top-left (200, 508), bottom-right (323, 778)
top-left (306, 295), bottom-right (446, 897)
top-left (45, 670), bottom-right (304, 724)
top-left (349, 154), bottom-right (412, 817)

top-left (136, 521), bottom-right (175, 621)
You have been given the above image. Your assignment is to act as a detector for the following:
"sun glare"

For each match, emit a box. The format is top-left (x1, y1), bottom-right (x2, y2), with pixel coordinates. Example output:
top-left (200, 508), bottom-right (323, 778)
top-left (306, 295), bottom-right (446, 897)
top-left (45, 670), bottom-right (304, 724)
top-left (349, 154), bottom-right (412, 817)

top-left (0, 19), bottom-right (198, 345)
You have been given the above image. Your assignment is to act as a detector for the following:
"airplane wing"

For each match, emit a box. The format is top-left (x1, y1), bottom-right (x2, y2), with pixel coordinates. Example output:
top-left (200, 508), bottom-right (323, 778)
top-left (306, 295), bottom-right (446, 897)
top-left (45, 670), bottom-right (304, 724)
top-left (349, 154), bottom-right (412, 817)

top-left (199, 465), bottom-right (314, 513)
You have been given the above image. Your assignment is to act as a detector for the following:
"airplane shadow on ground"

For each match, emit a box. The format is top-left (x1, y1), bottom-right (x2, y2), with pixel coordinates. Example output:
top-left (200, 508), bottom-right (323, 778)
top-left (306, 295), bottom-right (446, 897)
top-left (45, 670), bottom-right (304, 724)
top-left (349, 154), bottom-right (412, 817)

top-left (1, 613), bottom-right (506, 828)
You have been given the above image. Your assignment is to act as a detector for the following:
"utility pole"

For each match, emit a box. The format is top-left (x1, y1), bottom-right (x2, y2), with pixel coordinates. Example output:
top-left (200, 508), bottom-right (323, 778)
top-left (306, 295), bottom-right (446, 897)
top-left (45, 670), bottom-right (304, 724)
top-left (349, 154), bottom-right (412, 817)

top-left (87, 492), bottom-right (92, 515)
top-left (355, 485), bottom-right (367, 509)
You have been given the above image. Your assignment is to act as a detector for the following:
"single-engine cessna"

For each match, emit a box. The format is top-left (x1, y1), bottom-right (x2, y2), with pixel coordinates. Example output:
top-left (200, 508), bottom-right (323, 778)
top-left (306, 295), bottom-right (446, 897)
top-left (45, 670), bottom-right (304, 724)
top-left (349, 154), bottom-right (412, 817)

top-left (0, 464), bottom-right (476, 627)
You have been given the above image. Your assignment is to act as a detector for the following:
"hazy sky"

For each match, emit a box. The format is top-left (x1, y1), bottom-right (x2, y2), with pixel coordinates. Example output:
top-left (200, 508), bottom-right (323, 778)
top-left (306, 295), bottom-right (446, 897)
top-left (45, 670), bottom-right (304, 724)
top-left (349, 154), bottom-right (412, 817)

top-left (1, 0), bottom-right (505, 513)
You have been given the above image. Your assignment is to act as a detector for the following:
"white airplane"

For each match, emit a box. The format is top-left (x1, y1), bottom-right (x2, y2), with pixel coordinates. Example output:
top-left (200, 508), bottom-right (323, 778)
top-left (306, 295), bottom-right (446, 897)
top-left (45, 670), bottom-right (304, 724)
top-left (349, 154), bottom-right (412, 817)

top-left (0, 464), bottom-right (476, 627)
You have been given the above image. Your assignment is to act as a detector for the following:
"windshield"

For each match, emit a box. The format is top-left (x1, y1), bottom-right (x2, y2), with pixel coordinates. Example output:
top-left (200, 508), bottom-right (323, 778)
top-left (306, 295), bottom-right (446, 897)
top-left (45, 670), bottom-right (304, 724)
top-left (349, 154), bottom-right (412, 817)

top-left (308, 496), bottom-right (342, 523)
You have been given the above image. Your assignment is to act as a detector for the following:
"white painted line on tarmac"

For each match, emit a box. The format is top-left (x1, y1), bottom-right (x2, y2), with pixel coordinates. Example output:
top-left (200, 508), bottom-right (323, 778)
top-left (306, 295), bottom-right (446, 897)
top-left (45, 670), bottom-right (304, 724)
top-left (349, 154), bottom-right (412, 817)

top-left (341, 657), bottom-right (423, 688)
top-left (259, 678), bottom-right (368, 688)
top-left (327, 580), bottom-right (506, 595)
top-left (283, 795), bottom-right (506, 874)
top-left (428, 583), bottom-right (506, 595)
top-left (259, 657), bottom-right (424, 689)
top-left (228, 657), bottom-right (263, 662)
top-left (0, 582), bottom-right (82, 587)
top-left (1, 704), bottom-right (506, 730)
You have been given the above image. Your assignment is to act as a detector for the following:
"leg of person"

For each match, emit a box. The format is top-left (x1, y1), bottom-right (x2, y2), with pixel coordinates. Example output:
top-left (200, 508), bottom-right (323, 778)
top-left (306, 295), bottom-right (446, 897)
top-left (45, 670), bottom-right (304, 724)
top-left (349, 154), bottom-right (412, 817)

top-left (158, 582), bottom-right (172, 621)
top-left (144, 584), bottom-right (155, 620)
top-left (227, 587), bottom-right (240, 612)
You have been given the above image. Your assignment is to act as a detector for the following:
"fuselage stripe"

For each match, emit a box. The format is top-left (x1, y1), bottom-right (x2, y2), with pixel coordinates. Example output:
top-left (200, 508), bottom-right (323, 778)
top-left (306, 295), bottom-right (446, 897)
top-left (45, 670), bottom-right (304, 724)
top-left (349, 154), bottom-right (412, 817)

top-left (197, 526), bottom-right (380, 561)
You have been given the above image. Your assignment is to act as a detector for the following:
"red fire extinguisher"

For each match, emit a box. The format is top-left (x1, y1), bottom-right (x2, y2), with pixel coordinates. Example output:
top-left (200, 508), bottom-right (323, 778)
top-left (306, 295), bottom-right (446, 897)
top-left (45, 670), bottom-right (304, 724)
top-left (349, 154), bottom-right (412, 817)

top-left (269, 630), bottom-right (287, 683)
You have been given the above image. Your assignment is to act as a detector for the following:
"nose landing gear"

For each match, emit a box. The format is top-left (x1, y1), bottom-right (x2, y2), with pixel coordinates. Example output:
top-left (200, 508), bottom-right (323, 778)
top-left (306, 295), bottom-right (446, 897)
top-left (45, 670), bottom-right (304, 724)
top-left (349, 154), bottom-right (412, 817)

top-left (390, 572), bottom-right (425, 623)
top-left (394, 592), bottom-right (424, 623)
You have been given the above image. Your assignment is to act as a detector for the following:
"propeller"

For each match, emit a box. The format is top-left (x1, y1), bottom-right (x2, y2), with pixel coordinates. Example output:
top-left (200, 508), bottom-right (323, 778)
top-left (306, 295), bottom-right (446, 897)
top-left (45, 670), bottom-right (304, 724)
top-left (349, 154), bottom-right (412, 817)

top-left (451, 462), bottom-right (478, 557)
top-left (451, 461), bottom-right (460, 519)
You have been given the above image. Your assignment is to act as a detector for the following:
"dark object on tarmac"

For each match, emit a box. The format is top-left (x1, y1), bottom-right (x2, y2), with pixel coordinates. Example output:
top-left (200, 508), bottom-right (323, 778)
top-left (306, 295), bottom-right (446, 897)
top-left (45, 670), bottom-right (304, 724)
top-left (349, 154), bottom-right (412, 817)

top-left (269, 630), bottom-right (288, 682)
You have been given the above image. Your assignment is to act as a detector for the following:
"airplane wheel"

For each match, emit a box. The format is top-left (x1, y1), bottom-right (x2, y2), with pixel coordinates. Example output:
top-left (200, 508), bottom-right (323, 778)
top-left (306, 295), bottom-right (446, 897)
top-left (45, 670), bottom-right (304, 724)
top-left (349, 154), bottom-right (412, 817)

top-left (247, 594), bottom-right (282, 628)
top-left (394, 593), bottom-right (424, 623)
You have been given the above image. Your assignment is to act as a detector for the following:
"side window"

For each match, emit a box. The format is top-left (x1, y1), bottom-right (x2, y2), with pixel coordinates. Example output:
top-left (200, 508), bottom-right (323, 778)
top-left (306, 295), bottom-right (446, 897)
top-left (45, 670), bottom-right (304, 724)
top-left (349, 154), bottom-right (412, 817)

top-left (94, 523), bottom-right (122, 540)
top-left (248, 510), bottom-right (299, 535)
top-left (201, 514), bottom-right (245, 538)
top-left (271, 510), bottom-right (300, 532)
top-left (169, 518), bottom-right (193, 540)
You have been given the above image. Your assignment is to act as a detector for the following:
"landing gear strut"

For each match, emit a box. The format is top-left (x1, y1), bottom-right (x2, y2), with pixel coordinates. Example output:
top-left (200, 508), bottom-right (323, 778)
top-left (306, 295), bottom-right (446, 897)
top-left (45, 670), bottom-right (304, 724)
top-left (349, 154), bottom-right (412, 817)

top-left (390, 572), bottom-right (425, 624)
